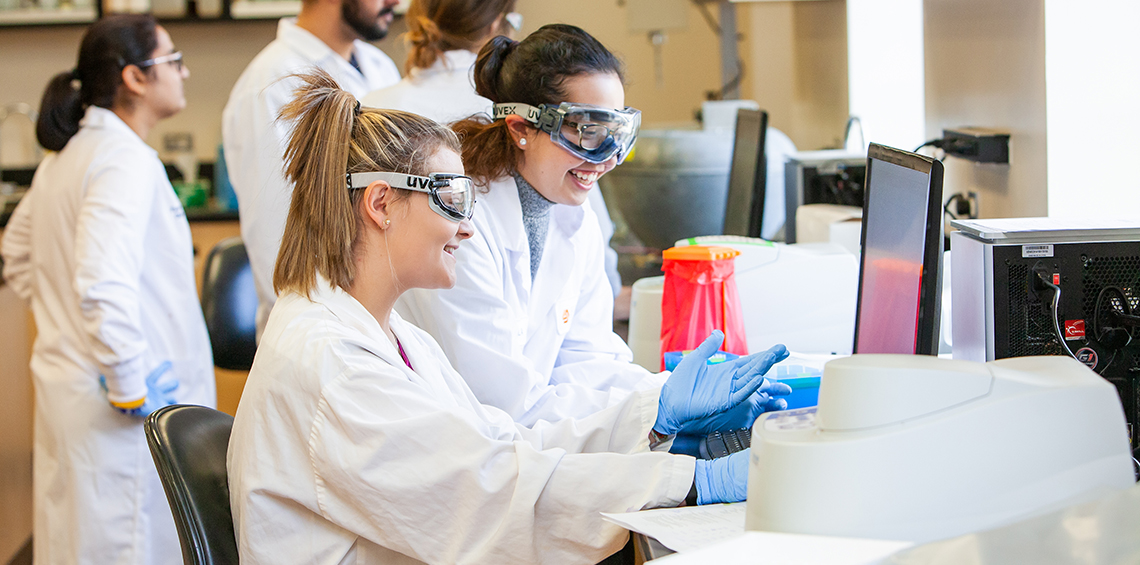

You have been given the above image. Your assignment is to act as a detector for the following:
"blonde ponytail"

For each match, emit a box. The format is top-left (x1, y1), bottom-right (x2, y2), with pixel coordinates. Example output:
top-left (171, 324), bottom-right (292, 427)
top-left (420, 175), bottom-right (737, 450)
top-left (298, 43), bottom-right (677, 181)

top-left (274, 70), bottom-right (360, 296)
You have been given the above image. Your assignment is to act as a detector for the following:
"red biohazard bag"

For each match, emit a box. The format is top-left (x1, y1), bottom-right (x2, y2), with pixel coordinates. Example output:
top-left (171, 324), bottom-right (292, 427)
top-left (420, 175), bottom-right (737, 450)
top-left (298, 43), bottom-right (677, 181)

top-left (659, 245), bottom-right (748, 370)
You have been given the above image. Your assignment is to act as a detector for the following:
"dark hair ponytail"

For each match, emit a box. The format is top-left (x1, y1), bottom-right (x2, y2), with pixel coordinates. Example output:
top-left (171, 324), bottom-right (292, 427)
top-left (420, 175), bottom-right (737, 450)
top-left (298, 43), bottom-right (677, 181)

top-left (36, 14), bottom-right (157, 151)
top-left (453, 24), bottom-right (625, 185)
top-left (472, 35), bottom-right (518, 103)
top-left (36, 72), bottom-right (84, 151)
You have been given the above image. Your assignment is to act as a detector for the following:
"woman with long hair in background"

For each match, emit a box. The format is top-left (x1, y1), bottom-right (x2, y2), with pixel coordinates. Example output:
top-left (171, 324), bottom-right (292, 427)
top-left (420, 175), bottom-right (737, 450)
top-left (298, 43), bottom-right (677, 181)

top-left (1, 14), bottom-right (215, 565)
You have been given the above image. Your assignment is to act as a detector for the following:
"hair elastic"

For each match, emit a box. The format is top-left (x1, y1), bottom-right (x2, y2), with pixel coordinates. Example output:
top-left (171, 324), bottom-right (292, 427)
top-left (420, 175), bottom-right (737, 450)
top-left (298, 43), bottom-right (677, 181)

top-left (354, 99), bottom-right (362, 116)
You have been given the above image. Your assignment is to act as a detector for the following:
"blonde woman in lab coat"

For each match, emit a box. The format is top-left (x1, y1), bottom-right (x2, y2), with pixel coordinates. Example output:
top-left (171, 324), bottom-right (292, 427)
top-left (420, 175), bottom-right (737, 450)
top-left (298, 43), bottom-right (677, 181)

top-left (0, 14), bottom-right (215, 565)
top-left (397, 24), bottom-right (790, 433)
top-left (228, 69), bottom-right (788, 564)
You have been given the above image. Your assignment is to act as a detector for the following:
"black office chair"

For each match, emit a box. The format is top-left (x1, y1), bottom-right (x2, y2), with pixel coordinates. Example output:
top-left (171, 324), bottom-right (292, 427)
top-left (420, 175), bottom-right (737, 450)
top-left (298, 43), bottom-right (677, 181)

top-left (201, 237), bottom-right (258, 370)
top-left (145, 405), bottom-right (239, 565)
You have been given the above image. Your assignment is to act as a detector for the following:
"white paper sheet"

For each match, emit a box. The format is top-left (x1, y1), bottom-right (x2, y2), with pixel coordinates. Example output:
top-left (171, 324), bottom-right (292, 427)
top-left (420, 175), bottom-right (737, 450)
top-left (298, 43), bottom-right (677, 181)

top-left (601, 503), bottom-right (746, 553)
top-left (653, 531), bottom-right (912, 564)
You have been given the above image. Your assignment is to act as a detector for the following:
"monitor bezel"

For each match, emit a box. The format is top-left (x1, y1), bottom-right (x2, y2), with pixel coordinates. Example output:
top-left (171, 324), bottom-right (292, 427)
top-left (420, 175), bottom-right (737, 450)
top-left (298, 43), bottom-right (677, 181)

top-left (852, 142), bottom-right (945, 356)
top-left (722, 108), bottom-right (769, 238)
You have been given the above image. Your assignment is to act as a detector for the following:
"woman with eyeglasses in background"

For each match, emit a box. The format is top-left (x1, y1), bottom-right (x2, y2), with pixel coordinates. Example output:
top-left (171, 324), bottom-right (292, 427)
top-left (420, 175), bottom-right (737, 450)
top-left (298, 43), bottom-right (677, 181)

top-left (1, 14), bottom-right (215, 565)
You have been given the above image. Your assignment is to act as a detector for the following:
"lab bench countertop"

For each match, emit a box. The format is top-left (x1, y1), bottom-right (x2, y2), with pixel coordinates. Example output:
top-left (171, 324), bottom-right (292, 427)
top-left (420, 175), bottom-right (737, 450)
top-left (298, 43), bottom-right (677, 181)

top-left (0, 205), bottom-right (238, 228)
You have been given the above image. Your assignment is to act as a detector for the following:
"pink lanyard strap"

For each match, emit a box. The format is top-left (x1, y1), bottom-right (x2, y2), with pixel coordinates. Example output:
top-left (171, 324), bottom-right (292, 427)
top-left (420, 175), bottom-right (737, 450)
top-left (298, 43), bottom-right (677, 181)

top-left (396, 339), bottom-right (413, 371)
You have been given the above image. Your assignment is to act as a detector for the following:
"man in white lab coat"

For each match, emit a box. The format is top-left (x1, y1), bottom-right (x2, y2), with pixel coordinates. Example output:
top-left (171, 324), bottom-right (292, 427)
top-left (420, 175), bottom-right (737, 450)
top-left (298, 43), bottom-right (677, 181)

top-left (222, 0), bottom-right (401, 337)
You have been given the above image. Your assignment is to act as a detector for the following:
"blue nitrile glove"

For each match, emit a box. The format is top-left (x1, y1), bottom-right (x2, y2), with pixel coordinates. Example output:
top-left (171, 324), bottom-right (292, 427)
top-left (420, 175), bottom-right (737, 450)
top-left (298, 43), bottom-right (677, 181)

top-left (655, 330), bottom-right (789, 436)
top-left (99, 361), bottom-right (179, 417)
top-left (677, 384), bottom-right (793, 435)
top-left (693, 448), bottom-right (751, 504)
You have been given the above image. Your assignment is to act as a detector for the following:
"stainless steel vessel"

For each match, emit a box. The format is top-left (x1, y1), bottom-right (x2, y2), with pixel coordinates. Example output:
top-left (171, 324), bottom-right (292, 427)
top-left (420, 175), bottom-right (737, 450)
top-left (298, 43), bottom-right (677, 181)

top-left (600, 128), bottom-right (733, 250)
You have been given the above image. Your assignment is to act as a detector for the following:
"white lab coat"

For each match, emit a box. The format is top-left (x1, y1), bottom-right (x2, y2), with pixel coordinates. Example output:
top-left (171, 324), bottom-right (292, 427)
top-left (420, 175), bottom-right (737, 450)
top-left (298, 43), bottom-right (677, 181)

top-left (396, 175), bottom-right (665, 426)
top-left (228, 278), bottom-right (694, 565)
top-left (761, 127), bottom-right (797, 240)
top-left (362, 48), bottom-right (623, 296)
top-left (222, 18), bottom-right (400, 338)
top-left (361, 49), bottom-right (491, 124)
top-left (0, 106), bottom-right (216, 565)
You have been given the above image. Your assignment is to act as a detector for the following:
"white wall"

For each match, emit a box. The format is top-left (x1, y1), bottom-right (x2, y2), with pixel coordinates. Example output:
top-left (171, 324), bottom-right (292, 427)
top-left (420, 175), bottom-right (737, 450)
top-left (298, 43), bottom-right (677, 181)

top-left (847, 0), bottom-right (925, 151)
top-left (923, 0), bottom-right (1048, 218)
top-left (744, 0), bottom-right (850, 150)
top-left (1044, 0), bottom-right (1140, 217)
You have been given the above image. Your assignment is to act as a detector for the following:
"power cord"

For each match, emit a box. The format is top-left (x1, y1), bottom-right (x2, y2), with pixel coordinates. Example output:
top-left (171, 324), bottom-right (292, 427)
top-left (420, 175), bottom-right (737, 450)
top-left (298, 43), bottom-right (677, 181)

top-left (915, 139), bottom-right (945, 153)
top-left (1033, 268), bottom-right (1079, 360)
top-left (915, 137), bottom-right (978, 156)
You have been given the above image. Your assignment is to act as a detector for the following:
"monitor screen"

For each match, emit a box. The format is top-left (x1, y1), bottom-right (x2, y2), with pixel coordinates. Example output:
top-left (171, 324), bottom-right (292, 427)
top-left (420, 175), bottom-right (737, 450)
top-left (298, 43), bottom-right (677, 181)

top-left (723, 109), bottom-right (768, 238)
top-left (853, 143), bottom-right (944, 355)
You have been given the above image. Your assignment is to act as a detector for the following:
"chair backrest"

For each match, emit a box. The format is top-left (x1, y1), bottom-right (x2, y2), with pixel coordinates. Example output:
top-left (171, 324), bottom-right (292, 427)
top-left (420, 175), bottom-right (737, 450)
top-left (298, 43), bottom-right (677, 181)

top-left (201, 237), bottom-right (258, 370)
top-left (145, 405), bottom-right (239, 565)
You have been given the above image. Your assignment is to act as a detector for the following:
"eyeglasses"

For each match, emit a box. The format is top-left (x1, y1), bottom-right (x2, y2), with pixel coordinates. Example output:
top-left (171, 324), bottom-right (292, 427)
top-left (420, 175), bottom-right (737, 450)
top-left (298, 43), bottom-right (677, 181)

top-left (347, 171), bottom-right (476, 222)
top-left (135, 51), bottom-right (184, 72)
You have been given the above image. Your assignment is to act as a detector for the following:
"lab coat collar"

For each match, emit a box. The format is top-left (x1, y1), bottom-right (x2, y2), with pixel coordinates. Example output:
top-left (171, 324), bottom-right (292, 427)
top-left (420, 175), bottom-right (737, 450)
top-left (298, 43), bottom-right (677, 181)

top-left (411, 49), bottom-right (477, 78)
top-left (551, 196), bottom-right (586, 236)
top-left (308, 275), bottom-right (416, 372)
top-left (276, 17), bottom-right (370, 78)
top-left (78, 106), bottom-right (155, 154)
top-left (487, 174), bottom-right (589, 250)
top-left (484, 175), bottom-right (529, 254)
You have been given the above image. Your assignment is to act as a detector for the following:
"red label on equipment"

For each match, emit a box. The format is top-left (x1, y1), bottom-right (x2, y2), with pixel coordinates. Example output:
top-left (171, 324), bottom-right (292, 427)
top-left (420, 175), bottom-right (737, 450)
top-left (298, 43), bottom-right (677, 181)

top-left (1053, 273), bottom-right (1060, 285)
top-left (1064, 319), bottom-right (1086, 339)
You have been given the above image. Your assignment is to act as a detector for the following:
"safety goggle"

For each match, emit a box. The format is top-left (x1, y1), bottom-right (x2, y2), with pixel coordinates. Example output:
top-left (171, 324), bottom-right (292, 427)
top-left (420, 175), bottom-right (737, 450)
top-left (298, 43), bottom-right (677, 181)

top-left (135, 51), bottom-right (184, 72)
top-left (492, 102), bottom-right (641, 164)
top-left (347, 171), bottom-right (475, 222)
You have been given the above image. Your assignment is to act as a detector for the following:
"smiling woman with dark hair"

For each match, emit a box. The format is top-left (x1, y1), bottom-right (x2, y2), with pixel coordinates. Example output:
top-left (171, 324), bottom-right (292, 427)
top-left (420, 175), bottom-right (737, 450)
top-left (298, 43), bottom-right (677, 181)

top-left (395, 24), bottom-right (792, 438)
top-left (1, 14), bottom-right (215, 565)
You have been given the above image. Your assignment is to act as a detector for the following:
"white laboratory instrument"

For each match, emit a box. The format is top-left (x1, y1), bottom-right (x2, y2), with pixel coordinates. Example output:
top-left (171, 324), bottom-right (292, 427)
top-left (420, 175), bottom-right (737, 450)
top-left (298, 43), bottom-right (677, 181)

top-left (627, 237), bottom-right (858, 370)
top-left (746, 354), bottom-right (1135, 544)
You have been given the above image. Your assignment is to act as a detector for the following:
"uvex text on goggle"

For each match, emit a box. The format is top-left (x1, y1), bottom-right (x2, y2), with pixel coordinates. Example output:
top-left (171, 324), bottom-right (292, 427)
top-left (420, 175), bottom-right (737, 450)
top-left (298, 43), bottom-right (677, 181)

top-left (347, 172), bottom-right (475, 222)
top-left (492, 102), bottom-right (641, 164)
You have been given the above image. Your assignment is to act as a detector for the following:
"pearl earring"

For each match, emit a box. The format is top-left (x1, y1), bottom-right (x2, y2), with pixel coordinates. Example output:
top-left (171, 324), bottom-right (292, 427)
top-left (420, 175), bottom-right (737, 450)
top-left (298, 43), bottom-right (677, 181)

top-left (384, 219), bottom-right (391, 227)
top-left (519, 138), bottom-right (527, 147)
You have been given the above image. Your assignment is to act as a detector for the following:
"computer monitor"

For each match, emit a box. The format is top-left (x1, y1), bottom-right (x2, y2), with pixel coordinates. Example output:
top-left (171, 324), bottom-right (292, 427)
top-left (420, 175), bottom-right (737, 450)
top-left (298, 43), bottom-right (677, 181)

top-left (722, 108), bottom-right (768, 238)
top-left (852, 143), bottom-right (944, 355)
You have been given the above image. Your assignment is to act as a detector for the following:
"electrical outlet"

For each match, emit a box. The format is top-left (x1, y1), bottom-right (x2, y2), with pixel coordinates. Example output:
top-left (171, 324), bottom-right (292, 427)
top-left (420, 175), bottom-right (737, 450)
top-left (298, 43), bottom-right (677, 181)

top-left (941, 127), bottom-right (1010, 164)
